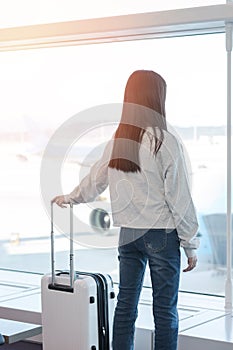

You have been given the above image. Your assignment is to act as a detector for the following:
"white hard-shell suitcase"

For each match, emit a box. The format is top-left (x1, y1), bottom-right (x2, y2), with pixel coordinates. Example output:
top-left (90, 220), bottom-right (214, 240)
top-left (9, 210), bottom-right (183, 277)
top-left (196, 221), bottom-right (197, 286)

top-left (41, 203), bottom-right (115, 350)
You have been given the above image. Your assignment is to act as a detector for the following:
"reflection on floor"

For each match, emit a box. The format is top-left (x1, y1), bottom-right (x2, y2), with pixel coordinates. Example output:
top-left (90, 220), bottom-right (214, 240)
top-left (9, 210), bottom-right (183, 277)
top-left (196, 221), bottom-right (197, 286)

top-left (132, 286), bottom-right (232, 349)
top-left (0, 269), bottom-right (232, 350)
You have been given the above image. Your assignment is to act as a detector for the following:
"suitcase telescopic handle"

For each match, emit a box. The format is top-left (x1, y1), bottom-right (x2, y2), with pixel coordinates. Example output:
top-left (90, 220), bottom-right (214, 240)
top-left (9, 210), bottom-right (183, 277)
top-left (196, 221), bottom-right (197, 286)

top-left (49, 202), bottom-right (75, 292)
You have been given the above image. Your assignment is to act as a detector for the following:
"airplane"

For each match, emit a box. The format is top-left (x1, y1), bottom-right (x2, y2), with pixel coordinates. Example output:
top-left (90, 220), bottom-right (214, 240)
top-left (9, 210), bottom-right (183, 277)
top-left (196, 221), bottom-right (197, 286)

top-left (14, 115), bottom-right (230, 266)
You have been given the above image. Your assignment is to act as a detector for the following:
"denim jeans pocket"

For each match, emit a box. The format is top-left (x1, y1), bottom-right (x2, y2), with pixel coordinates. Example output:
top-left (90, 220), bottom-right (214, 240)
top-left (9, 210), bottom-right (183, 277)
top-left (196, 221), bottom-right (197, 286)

top-left (143, 229), bottom-right (167, 253)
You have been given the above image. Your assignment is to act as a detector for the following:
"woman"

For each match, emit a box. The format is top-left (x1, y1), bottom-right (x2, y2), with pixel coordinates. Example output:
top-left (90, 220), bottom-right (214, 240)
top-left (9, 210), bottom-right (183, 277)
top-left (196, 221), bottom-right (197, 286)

top-left (52, 70), bottom-right (199, 350)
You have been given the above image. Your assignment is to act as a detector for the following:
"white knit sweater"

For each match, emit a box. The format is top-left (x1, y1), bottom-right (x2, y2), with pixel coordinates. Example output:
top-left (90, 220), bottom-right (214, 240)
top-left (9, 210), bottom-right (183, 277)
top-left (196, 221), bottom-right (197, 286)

top-left (66, 129), bottom-right (199, 258)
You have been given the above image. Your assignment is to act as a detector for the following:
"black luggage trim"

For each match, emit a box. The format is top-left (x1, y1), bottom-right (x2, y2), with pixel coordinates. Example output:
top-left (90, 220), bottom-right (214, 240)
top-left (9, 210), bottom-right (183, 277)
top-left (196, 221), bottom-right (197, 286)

top-left (48, 283), bottom-right (74, 293)
top-left (48, 271), bottom-right (74, 293)
top-left (76, 272), bottom-right (112, 350)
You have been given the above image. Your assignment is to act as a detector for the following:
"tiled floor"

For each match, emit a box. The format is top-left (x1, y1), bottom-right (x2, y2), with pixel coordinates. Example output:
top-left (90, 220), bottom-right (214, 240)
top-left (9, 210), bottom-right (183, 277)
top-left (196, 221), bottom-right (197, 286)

top-left (0, 269), bottom-right (232, 349)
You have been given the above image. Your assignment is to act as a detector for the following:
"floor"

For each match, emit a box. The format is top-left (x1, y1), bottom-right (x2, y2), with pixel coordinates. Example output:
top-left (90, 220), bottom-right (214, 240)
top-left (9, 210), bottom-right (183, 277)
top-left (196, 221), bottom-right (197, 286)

top-left (0, 341), bottom-right (42, 349)
top-left (0, 270), bottom-right (232, 350)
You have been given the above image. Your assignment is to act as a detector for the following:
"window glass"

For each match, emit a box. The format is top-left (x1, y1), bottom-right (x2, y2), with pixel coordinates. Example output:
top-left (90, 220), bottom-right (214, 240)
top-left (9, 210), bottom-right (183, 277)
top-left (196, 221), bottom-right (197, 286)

top-left (0, 33), bottom-right (228, 296)
top-left (0, 0), bottom-right (225, 28)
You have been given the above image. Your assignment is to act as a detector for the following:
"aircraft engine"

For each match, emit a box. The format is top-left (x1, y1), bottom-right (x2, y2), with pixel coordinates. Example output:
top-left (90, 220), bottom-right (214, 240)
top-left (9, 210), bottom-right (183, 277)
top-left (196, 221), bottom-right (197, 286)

top-left (89, 208), bottom-right (111, 233)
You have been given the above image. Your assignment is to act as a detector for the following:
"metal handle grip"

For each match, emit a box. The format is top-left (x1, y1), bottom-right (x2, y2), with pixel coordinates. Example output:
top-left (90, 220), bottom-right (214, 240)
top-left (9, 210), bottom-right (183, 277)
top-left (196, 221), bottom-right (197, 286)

top-left (50, 202), bottom-right (75, 290)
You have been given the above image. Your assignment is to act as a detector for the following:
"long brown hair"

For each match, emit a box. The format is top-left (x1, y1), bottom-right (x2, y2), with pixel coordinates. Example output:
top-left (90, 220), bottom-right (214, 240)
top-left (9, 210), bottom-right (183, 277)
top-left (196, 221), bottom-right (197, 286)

top-left (108, 70), bottom-right (167, 172)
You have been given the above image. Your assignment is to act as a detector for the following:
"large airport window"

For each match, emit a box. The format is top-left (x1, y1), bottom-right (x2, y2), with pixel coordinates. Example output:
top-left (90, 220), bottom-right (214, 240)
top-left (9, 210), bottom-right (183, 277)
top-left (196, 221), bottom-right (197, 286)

top-left (0, 32), bottom-right (229, 297)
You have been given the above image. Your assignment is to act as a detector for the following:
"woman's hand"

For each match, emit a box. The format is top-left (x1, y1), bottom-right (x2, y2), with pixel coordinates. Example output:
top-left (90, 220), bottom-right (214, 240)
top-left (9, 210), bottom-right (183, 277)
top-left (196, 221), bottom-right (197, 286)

top-left (51, 195), bottom-right (70, 208)
top-left (183, 256), bottom-right (197, 272)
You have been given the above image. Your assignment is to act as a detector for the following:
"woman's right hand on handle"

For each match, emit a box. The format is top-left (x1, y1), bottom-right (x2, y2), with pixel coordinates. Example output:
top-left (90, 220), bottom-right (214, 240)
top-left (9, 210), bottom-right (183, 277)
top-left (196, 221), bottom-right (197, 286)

top-left (51, 195), bottom-right (70, 208)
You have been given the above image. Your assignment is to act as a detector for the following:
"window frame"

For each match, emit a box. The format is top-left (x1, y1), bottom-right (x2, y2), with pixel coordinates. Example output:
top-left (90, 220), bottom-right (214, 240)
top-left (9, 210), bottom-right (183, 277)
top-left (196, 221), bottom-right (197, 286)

top-left (0, 4), bottom-right (233, 51)
top-left (0, 3), bottom-right (232, 306)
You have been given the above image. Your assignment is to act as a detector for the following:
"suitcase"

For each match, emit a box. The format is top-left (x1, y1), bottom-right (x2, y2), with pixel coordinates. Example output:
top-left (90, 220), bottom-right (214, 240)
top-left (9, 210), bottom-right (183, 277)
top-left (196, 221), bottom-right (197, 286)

top-left (41, 203), bottom-right (116, 350)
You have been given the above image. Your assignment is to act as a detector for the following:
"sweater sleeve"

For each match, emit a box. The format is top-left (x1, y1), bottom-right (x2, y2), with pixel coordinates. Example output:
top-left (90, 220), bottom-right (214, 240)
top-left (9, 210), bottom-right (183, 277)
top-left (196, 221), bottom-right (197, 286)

top-left (162, 135), bottom-right (200, 257)
top-left (65, 140), bottom-right (112, 204)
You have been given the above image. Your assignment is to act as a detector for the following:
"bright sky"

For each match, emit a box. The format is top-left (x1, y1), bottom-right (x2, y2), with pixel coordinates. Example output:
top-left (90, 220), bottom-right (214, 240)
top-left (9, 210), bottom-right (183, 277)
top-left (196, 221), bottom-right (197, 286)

top-left (0, 0), bottom-right (228, 131)
top-left (0, 32), bottom-right (226, 131)
top-left (0, 0), bottom-right (225, 28)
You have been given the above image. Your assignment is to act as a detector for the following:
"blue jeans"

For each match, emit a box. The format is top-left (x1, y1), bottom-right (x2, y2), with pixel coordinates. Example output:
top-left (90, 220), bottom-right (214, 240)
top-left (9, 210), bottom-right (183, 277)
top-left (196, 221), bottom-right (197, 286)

top-left (112, 228), bottom-right (180, 350)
